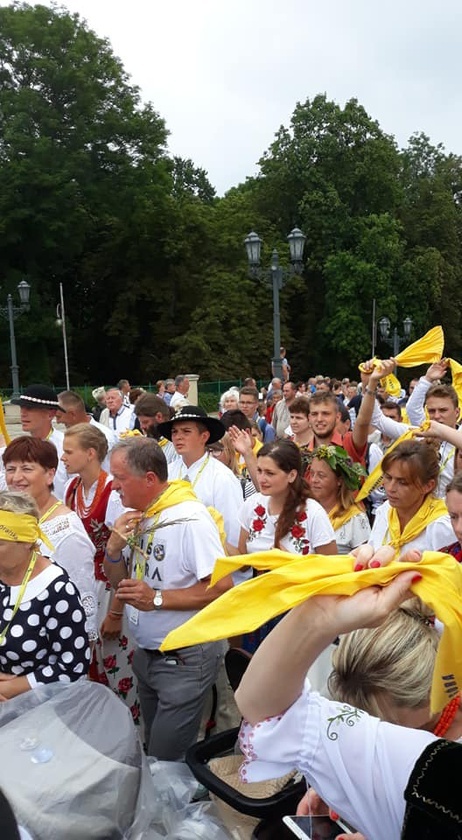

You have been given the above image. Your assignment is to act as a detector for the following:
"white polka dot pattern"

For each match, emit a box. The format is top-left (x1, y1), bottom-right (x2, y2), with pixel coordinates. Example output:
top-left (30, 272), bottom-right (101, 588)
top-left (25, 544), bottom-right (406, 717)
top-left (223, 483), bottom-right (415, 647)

top-left (0, 569), bottom-right (90, 686)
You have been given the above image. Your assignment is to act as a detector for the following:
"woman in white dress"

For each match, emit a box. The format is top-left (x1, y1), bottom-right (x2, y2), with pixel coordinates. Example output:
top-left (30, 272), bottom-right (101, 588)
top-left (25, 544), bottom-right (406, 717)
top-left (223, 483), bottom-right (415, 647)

top-left (238, 440), bottom-right (337, 651)
top-left (2, 436), bottom-right (97, 644)
top-left (308, 444), bottom-right (370, 554)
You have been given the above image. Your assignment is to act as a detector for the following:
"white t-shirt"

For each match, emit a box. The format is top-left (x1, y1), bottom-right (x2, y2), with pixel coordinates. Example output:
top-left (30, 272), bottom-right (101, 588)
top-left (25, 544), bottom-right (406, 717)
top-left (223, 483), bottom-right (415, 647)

top-left (127, 499), bottom-right (224, 649)
top-left (168, 453), bottom-right (243, 547)
top-left (334, 511), bottom-right (371, 555)
top-left (239, 681), bottom-right (436, 840)
top-left (369, 500), bottom-right (454, 556)
top-left (239, 493), bottom-right (335, 554)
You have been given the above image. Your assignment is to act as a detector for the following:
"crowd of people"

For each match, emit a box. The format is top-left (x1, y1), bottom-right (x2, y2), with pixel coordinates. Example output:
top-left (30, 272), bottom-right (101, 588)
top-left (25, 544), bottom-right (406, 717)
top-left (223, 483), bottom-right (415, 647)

top-left (1, 348), bottom-right (462, 838)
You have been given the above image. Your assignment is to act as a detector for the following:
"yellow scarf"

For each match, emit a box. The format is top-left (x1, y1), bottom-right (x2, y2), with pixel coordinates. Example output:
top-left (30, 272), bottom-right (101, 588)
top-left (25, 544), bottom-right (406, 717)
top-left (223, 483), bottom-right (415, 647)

top-left (143, 480), bottom-right (226, 548)
top-left (144, 480), bottom-right (198, 518)
top-left (0, 511), bottom-right (54, 551)
top-left (358, 326), bottom-right (444, 396)
top-left (161, 548), bottom-right (462, 714)
top-left (447, 357), bottom-right (462, 419)
top-left (0, 399), bottom-right (10, 446)
top-left (386, 495), bottom-right (448, 552)
top-left (329, 504), bottom-right (364, 531)
top-left (356, 420), bottom-right (431, 502)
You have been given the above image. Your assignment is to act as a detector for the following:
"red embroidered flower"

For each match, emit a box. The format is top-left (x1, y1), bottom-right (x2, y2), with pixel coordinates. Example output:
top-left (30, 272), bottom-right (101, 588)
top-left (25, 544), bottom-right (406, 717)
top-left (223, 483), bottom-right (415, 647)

top-left (118, 635), bottom-right (128, 650)
top-left (252, 518), bottom-right (265, 532)
top-left (254, 504), bottom-right (266, 517)
top-left (291, 525), bottom-right (305, 540)
top-left (118, 677), bottom-right (133, 696)
top-left (297, 511), bottom-right (307, 522)
top-left (302, 546), bottom-right (310, 555)
top-left (130, 702), bottom-right (141, 722)
top-left (128, 650), bottom-right (134, 665)
top-left (103, 655), bottom-right (116, 670)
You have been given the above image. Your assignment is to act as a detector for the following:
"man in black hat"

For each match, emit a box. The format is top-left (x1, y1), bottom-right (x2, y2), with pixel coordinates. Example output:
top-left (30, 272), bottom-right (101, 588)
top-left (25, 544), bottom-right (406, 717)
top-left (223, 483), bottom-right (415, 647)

top-left (158, 406), bottom-right (242, 551)
top-left (10, 384), bottom-right (68, 499)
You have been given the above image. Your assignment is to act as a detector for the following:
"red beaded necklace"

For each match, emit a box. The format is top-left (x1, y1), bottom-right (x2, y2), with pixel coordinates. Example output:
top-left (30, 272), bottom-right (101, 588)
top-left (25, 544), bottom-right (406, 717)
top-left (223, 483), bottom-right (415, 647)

top-left (432, 693), bottom-right (461, 738)
top-left (75, 471), bottom-right (108, 519)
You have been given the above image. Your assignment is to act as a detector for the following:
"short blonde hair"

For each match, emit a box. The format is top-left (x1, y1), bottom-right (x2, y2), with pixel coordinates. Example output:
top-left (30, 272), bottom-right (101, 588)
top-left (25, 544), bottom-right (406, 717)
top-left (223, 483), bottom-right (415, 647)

top-left (64, 423), bottom-right (108, 463)
top-left (0, 490), bottom-right (39, 519)
top-left (328, 599), bottom-right (439, 721)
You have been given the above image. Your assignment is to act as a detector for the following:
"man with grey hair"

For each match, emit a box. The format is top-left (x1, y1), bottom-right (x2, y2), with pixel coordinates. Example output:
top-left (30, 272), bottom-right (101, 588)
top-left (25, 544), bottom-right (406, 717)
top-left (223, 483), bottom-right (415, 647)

top-left (104, 437), bottom-right (230, 760)
top-left (99, 388), bottom-right (133, 433)
top-left (170, 375), bottom-right (190, 412)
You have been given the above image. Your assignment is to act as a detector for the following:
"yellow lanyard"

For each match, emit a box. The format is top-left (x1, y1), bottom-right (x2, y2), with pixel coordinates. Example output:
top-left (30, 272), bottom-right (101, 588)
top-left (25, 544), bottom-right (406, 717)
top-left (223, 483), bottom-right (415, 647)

top-left (134, 513), bottom-right (161, 581)
top-left (179, 454), bottom-right (210, 489)
top-left (439, 444), bottom-right (455, 475)
top-left (39, 501), bottom-right (62, 525)
top-left (0, 551), bottom-right (38, 647)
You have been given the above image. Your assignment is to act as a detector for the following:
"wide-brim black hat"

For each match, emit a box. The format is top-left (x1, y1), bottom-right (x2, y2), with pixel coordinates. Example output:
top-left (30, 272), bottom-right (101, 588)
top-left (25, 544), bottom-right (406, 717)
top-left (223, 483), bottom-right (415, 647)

top-left (157, 406), bottom-right (225, 445)
top-left (10, 384), bottom-right (63, 411)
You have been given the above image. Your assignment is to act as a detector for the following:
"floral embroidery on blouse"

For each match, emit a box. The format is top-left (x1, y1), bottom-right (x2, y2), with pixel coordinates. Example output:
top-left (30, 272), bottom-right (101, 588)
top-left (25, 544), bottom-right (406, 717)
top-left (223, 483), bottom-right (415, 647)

top-left (248, 503), bottom-right (267, 542)
top-left (289, 509), bottom-right (310, 554)
top-left (326, 704), bottom-right (364, 740)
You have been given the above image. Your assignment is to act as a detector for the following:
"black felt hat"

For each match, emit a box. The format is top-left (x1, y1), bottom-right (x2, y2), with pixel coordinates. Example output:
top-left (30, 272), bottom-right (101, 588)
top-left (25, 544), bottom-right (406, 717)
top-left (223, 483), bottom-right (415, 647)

top-left (157, 405), bottom-right (225, 444)
top-left (10, 384), bottom-right (63, 411)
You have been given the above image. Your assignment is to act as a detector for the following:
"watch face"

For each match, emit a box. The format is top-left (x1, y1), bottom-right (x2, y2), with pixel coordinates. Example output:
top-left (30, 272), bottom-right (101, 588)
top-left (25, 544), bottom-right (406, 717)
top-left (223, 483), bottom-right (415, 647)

top-left (154, 592), bottom-right (163, 607)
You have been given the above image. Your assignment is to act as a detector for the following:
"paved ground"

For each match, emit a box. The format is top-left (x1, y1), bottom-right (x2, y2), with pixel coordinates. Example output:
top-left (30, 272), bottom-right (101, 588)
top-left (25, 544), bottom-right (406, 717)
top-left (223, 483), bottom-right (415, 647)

top-left (2, 403), bottom-right (22, 440)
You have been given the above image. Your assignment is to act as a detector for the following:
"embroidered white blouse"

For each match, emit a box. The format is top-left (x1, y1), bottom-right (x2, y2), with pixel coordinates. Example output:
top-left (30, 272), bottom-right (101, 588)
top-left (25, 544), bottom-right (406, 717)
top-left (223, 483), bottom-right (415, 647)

top-left (239, 682), bottom-right (437, 840)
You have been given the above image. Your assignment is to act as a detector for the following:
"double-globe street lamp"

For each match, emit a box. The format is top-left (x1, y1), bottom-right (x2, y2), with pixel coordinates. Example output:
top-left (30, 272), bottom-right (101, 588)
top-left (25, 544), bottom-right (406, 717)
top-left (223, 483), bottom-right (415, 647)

top-left (244, 228), bottom-right (306, 380)
top-left (378, 316), bottom-right (413, 357)
top-left (0, 281), bottom-right (31, 399)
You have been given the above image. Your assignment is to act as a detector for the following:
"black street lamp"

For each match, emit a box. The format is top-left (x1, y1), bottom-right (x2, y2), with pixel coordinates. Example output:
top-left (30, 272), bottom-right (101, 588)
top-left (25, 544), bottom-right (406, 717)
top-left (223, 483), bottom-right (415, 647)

top-left (244, 228), bottom-right (305, 380)
top-left (0, 280), bottom-right (31, 398)
top-left (378, 316), bottom-right (413, 357)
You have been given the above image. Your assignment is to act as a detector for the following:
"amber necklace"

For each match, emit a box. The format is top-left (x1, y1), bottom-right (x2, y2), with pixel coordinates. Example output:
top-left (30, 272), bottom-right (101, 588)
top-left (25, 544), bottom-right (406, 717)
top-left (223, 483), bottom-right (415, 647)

top-left (76, 471), bottom-right (108, 518)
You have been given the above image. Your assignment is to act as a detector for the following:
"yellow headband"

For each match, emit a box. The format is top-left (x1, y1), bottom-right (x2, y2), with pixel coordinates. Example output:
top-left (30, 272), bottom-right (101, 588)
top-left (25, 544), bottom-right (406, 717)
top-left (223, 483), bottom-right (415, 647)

top-left (0, 511), bottom-right (54, 552)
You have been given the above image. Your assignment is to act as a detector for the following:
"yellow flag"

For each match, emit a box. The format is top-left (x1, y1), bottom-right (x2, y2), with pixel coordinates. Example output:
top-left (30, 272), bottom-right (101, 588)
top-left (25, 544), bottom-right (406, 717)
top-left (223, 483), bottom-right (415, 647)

top-left (394, 325), bottom-right (444, 367)
top-left (447, 358), bottom-right (462, 418)
top-left (0, 398), bottom-right (11, 446)
top-left (161, 549), bottom-right (462, 715)
top-left (358, 326), bottom-right (445, 396)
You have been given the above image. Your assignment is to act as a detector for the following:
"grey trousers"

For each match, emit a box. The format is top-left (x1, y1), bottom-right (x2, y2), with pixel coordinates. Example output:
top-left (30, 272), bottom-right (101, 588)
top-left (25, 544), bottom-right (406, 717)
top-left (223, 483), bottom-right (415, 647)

top-left (132, 642), bottom-right (223, 760)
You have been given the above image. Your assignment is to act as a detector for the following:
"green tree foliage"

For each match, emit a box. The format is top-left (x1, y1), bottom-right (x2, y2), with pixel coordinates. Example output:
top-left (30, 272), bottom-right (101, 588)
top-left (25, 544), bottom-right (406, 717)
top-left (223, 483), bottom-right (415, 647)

top-left (0, 5), bottom-right (461, 389)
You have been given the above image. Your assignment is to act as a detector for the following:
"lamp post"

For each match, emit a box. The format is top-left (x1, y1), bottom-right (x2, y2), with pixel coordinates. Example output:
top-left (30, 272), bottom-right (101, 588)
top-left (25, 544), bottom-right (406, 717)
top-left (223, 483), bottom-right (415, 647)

top-left (244, 228), bottom-right (306, 380)
top-left (56, 282), bottom-right (70, 390)
top-left (0, 280), bottom-right (31, 399)
top-left (378, 316), bottom-right (413, 358)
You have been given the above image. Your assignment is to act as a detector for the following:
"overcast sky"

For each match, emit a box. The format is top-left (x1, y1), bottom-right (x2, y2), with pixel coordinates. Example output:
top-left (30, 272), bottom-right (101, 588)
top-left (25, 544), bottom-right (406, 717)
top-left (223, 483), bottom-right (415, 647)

top-left (6, 0), bottom-right (462, 194)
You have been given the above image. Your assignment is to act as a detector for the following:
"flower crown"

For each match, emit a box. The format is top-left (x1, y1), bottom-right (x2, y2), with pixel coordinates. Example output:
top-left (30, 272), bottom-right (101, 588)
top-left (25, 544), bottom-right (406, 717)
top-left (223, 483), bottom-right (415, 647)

top-left (311, 445), bottom-right (367, 490)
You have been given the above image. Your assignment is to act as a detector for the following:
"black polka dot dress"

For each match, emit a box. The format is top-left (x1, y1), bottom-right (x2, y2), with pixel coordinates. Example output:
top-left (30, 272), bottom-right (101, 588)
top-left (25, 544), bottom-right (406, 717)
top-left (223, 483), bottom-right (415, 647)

top-left (0, 564), bottom-right (90, 687)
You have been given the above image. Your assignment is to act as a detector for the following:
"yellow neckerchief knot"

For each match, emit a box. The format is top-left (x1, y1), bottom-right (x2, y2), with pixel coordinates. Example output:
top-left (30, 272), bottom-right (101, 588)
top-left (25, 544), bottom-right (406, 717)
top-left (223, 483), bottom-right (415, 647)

top-left (355, 419), bottom-right (431, 502)
top-left (386, 495), bottom-right (448, 552)
top-left (0, 511), bottom-right (54, 552)
top-left (118, 429), bottom-right (143, 439)
top-left (329, 503), bottom-right (365, 531)
top-left (160, 548), bottom-right (462, 715)
top-left (142, 480), bottom-right (227, 548)
top-left (358, 326), bottom-right (444, 396)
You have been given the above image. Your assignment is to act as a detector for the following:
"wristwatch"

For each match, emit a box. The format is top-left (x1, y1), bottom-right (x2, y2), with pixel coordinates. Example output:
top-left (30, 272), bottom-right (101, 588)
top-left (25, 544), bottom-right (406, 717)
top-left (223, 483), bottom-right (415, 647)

top-left (153, 589), bottom-right (163, 610)
top-left (365, 386), bottom-right (377, 396)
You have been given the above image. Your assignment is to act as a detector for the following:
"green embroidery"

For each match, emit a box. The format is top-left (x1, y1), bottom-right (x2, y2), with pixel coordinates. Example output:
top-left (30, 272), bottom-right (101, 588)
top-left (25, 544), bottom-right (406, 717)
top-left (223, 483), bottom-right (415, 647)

top-left (326, 705), bottom-right (364, 740)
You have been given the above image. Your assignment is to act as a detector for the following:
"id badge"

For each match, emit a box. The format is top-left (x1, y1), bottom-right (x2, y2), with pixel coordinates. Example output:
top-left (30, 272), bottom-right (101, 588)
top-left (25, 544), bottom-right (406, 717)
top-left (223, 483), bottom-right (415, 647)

top-left (128, 605), bottom-right (139, 625)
